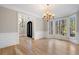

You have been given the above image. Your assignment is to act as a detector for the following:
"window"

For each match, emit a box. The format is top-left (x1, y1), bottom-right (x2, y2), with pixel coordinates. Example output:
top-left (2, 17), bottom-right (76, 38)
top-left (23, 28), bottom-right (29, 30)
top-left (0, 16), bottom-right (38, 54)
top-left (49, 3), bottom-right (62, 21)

top-left (55, 19), bottom-right (67, 36)
top-left (61, 19), bottom-right (67, 35)
top-left (70, 16), bottom-right (75, 37)
top-left (49, 21), bottom-right (53, 34)
top-left (55, 20), bottom-right (59, 34)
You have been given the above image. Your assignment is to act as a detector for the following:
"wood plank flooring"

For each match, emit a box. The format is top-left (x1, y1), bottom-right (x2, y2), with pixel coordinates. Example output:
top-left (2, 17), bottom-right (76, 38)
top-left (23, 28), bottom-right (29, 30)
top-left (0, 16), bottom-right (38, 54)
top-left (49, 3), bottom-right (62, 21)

top-left (17, 37), bottom-right (79, 55)
top-left (0, 45), bottom-right (16, 55)
top-left (0, 36), bottom-right (79, 55)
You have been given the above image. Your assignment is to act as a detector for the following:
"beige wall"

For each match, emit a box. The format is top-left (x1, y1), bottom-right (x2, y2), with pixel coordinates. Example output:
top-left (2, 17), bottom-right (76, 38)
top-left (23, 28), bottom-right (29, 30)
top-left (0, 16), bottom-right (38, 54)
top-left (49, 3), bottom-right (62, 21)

top-left (34, 18), bottom-right (48, 32)
top-left (0, 7), bottom-right (18, 33)
top-left (33, 18), bottom-right (48, 39)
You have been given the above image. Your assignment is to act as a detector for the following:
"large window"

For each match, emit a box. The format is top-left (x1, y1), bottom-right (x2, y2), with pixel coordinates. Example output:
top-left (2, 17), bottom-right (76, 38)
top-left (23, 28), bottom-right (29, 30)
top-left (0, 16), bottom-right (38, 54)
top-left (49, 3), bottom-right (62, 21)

top-left (19, 15), bottom-right (27, 35)
top-left (60, 19), bottom-right (67, 36)
top-left (55, 19), bottom-right (67, 36)
top-left (49, 21), bottom-right (53, 34)
top-left (55, 20), bottom-right (59, 34)
top-left (70, 16), bottom-right (76, 37)
top-left (54, 15), bottom-right (76, 38)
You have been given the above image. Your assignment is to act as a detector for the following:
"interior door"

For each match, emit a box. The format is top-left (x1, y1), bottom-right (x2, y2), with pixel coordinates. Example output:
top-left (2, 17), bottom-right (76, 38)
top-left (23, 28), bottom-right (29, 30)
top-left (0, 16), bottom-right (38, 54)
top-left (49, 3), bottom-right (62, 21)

top-left (27, 21), bottom-right (32, 38)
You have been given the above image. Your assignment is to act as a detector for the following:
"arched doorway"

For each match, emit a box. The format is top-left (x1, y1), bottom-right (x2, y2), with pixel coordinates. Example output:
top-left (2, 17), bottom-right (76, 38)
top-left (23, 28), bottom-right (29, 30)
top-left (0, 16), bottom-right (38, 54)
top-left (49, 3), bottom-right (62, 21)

top-left (27, 21), bottom-right (32, 38)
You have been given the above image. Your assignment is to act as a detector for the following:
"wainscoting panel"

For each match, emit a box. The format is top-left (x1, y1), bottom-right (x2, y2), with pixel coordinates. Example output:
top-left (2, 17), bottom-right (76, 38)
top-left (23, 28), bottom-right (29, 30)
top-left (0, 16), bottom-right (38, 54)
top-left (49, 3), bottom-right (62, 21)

top-left (0, 32), bottom-right (19, 48)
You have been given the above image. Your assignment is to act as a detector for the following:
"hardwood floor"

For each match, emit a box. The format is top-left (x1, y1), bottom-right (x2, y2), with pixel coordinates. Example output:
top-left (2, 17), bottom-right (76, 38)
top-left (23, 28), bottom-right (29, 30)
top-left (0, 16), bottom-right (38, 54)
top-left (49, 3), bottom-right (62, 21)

top-left (0, 36), bottom-right (79, 55)
top-left (17, 37), bottom-right (79, 55)
top-left (0, 45), bottom-right (16, 55)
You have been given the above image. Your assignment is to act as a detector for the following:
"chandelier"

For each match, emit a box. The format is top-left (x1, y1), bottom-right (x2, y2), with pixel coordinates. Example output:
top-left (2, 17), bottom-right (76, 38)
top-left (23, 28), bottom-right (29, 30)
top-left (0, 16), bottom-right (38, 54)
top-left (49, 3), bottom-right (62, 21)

top-left (42, 4), bottom-right (55, 22)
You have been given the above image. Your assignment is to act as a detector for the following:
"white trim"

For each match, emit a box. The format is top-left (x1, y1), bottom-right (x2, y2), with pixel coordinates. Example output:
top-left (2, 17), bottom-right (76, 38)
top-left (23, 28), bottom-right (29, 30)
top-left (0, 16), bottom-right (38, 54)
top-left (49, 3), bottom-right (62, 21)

top-left (0, 32), bottom-right (19, 48)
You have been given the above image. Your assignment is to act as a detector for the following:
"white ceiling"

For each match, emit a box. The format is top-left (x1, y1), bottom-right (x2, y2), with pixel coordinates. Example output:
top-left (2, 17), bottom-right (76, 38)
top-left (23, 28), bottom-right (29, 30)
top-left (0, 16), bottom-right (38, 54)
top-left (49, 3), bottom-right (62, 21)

top-left (1, 4), bottom-right (79, 18)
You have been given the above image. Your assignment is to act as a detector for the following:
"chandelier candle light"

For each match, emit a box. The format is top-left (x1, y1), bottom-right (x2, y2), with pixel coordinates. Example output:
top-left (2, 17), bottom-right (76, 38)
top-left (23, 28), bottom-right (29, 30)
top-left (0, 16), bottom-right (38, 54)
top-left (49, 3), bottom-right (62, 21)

top-left (42, 4), bottom-right (55, 22)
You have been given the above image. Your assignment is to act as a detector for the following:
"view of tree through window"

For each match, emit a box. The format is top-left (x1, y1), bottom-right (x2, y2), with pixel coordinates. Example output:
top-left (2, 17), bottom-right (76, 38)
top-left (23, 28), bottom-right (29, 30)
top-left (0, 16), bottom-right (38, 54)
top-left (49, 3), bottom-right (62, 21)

top-left (70, 16), bottom-right (75, 37)
top-left (55, 19), bottom-right (67, 36)
top-left (55, 21), bottom-right (59, 34)
top-left (61, 19), bottom-right (67, 35)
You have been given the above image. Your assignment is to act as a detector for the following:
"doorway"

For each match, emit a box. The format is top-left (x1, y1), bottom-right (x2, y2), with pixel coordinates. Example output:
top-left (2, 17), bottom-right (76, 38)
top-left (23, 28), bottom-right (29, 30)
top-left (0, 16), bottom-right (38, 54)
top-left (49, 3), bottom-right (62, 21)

top-left (27, 21), bottom-right (32, 38)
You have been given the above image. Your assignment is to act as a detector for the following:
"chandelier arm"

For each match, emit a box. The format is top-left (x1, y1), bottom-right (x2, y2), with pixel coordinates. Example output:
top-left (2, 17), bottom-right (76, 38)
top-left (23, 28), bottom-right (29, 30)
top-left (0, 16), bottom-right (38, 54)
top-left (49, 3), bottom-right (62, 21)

top-left (42, 4), bottom-right (55, 22)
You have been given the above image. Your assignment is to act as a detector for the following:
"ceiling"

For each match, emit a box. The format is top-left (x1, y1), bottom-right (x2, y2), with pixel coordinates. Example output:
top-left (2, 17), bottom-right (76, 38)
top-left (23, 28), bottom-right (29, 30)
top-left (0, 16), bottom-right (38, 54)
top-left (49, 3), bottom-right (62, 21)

top-left (1, 4), bottom-right (79, 18)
